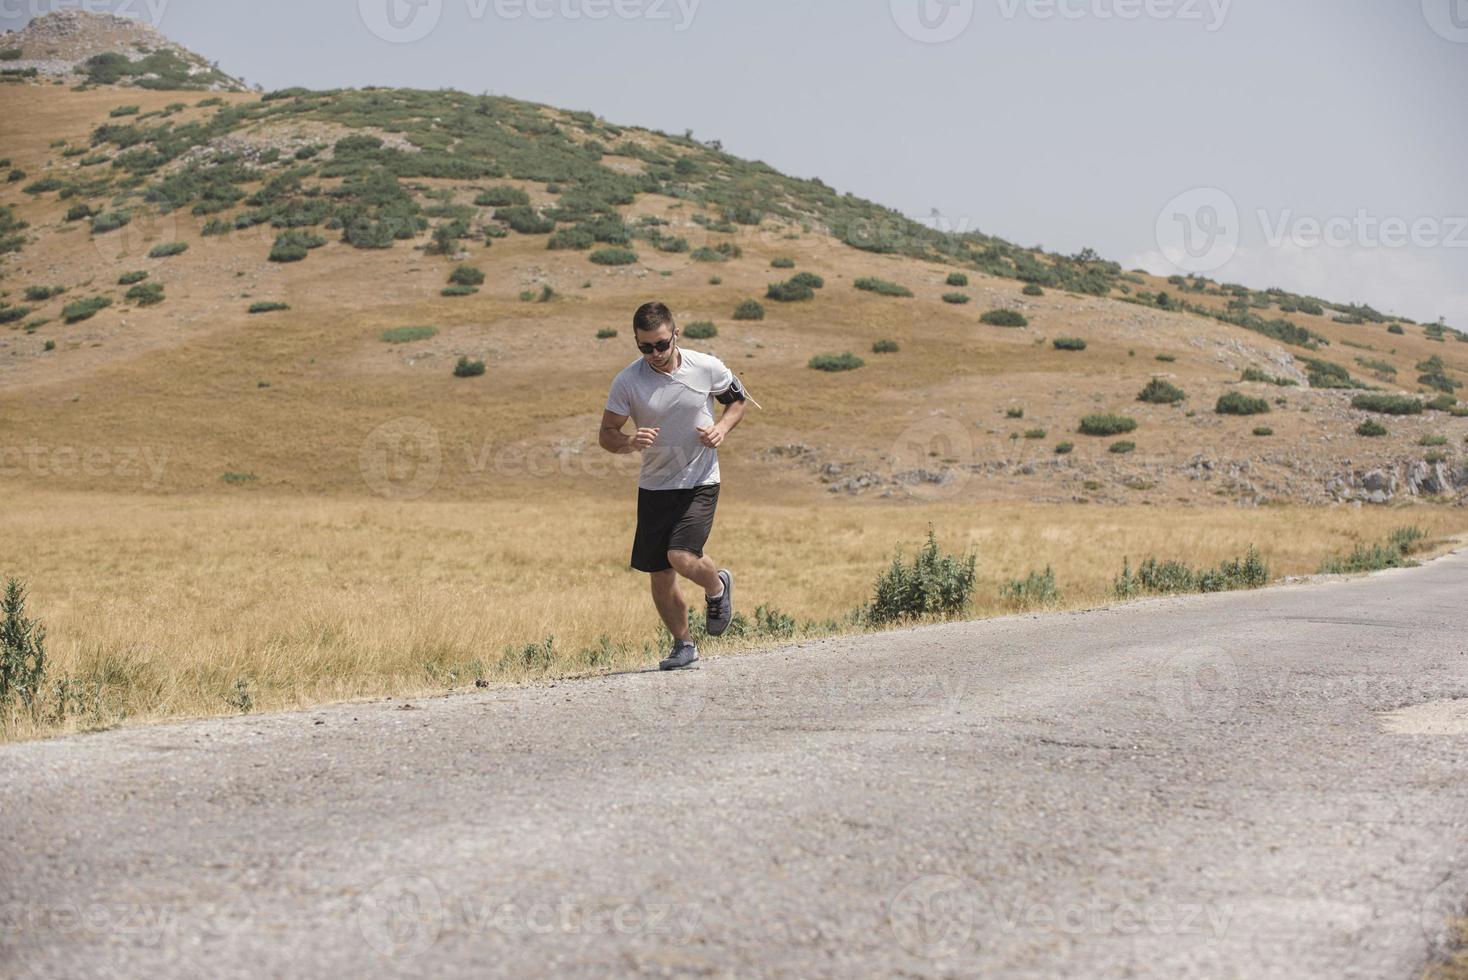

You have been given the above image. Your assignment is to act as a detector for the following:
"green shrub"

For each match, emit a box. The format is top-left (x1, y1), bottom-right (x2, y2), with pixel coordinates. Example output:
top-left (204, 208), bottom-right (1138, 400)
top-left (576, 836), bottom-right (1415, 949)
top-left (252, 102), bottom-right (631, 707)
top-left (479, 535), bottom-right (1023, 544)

top-left (708, 276), bottom-right (722, 285)
top-left (1420, 434), bottom-right (1448, 447)
top-left (684, 320), bottom-right (717, 339)
top-left (946, 272), bottom-right (969, 287)
top-left (65, 203), bottom-right (94, 222)
top-left (1252, 426), bottom-right (1274, 436)
top-left (23, 285), bottom-right (61, 302)
top-left (872, 339), bottom-right (900, 353)
top-left (0, 578), bottom-right (48, 717)
top-left (43, 339), bottom-right (55, 351)
top-left (1356, 418), bottom-right (1388, 437)
top-left (854, 276), bottom-right (913, 298)
top-left (867, 528), bottom-right (977, 624)
top-left (1054, 441), bottom-right (1074, 454)
top-left (788, 271), bottom-right (825, 290)
top-left (942, 292), bottom-right (970, 305)
top-left (767, 280), bottom-right (814, 302)
top-left (980, 308), bottom-right (1028, 327)
top-left (493, 206), bottom-right (554, 234)
top-left (1000, 567), bottom-right (1061, 609)
top-left (596, 327), bottom-right (618, 339)
top-left (62, 296), bottom-right (111, 323)
top-left (1024, 428), bottom-right (1047, 440)
top-left (1052, 337), bottom-right (1087, 351)
top-left (1006, 407), bottom-right (1024, 419)
top-left (382, 326), bottom-right (437, 343)
top-left (1079, 414), bottom-right (1137, 436)
top-left (733, 300), bottom-right (765, 321)
top-left (220, 472), bottom-right (257, 485)
top-left (808, 352), bottom-right (864, 372)
top-left (441, 284), bottom-right (477, 297)
top-left (1350, 393), bottom-right (1423, 415)
top-left (547, 226), bottom-right (595, 250)
top-left (770, 257), bottom-right (795, 269)
top-left (1427, 394), bottom-right (1458, 412)
top-left (91, 211), bottom-right (131, 234)
top-left (589, 247), bottom-right (637, 266)
top-left (147, 241), bottom-right (188, 258)
top-left (475, 186), bottom-right (530, 207)
top-left (6, 170), bottom-right (24, 183)
top-left (1387, 323), bottom-right (1405, 335)
top-left (1022, 284), bottom-right (1044, 297)
top-left (0, 306), bottom-right (31, 324)
top-left (1215, 391), bottom-right (1271, 415)
top-left (454, 356), bottom-right (486, 377)
top-left (23, 177), bottom-right (63, 195)
top-left (118, 271), bottom-right (148, 285)
top-left (1319, 527), bottom-right (1425, 573)
top-left (269, 230), bottom-right (325, 262)
top-left (109, 104), bottom-right (140, 117)
top-left (1241, 367), bottom-right (1298, 386)
top-left (448, 265), bottom-right (485, 286)
top-left (1109, 440), bottom-right (1136, 454)
top-left (1155, 354), bottom-right (1176, 363)
top-left (1114, 547), bottom-right (1268, 597)
top-left (125, 282), bottom-right (164, 306)
top-left (1138, 378), bottom-right (1186, 404)
top-left (248, 301), bottom-right (290, 314)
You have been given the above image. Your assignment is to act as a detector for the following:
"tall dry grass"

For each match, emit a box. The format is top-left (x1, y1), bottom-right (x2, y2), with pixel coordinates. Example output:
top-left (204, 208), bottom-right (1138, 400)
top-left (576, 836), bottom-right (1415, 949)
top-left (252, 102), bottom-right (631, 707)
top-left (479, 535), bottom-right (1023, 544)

top-left (2, 489), bottom-right (1462, 740)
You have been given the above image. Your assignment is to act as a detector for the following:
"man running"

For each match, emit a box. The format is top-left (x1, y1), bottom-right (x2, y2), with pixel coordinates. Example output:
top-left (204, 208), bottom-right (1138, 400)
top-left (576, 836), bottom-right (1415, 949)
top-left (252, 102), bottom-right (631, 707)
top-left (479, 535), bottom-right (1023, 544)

top-left (599, 301), bottom-right (748, 670)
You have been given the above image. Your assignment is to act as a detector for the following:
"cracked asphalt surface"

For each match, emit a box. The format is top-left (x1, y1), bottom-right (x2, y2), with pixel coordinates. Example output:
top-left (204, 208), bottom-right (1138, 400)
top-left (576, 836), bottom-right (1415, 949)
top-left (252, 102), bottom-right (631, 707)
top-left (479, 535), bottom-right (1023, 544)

top-left (3, 550), bottom-right (1467, 979)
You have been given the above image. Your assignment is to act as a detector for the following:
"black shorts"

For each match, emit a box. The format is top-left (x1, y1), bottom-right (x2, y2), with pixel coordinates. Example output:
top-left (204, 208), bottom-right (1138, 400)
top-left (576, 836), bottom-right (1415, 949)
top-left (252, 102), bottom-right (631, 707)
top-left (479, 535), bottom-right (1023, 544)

top-left (631, 483), bottom-right (720, 573)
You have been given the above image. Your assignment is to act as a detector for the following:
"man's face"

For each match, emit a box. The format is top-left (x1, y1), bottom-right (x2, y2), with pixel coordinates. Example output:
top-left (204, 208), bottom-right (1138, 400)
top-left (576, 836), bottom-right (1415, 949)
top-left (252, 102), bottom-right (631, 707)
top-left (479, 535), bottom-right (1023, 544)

top-left (636, 323), bottom-right (677, 370)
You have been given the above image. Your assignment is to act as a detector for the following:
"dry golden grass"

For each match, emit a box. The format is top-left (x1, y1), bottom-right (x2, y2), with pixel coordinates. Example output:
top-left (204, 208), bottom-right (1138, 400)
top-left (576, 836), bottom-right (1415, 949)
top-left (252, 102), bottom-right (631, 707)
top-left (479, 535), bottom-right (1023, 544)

top-left (1, 488), bottom-right (1461, 741)
top-left (1426, 920), bottom-right (1468, 980)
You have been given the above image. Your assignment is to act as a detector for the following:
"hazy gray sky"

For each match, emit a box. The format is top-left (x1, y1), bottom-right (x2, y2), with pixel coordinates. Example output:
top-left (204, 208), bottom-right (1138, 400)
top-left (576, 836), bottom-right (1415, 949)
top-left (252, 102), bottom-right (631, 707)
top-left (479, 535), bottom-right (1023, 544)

top-left (8, 0), bottom-right (1466, 325)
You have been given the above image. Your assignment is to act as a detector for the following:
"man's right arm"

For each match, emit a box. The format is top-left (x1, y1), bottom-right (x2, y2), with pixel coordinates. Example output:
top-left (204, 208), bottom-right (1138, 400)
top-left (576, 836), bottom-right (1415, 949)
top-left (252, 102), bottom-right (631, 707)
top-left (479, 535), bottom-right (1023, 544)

top-left (599, 410), bottom-right (660, 454)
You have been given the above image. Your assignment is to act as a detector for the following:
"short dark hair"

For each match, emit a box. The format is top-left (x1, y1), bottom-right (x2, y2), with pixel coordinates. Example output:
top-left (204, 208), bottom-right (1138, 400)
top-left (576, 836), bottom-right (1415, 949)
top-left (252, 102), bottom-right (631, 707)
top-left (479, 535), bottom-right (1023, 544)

top-left (633, 301), bottom-right (674, 334)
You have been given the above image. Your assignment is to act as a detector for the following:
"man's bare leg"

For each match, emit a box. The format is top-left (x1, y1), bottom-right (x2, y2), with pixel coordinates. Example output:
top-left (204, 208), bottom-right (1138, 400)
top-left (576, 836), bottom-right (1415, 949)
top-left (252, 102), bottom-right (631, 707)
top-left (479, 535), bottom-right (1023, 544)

top-left (666, 549), bottom-right (723, 597)
top-left (650, 569), bottom-right (690, 642)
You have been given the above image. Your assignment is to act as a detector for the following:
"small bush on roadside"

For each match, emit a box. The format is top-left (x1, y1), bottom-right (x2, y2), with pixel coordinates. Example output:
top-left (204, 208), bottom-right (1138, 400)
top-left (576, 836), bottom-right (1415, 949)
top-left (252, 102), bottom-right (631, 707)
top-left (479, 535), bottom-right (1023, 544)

top-left (1216, 391), bottom-right (1271, 415)
top-left (1000, 567), bottom-right (1061, 609)
top-left (0, 579), bottom-right (48, 721)
top-left (809, 352), bottom-right (864, 372)
top-left (980, 308), bottom-right (1028, 327)
top-left (1114, 546), bottom-right (1268, 598)
top-left (868, 528), bottom-right (977, 624)
top-left (1319, 526), bottom-right (1426, 574)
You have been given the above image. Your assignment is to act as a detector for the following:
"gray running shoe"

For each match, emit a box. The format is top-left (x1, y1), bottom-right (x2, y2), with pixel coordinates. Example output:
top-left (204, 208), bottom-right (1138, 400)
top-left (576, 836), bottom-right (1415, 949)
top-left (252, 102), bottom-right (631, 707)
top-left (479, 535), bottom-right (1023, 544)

top-left (659, 640), bottom-right (699, 671)
top-left (705, 569), bottom-right (733, 637)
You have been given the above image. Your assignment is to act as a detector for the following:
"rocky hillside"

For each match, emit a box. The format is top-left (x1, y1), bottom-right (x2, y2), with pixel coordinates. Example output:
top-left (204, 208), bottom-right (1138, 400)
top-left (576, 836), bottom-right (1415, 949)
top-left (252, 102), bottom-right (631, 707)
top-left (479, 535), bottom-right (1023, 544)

top-left (0, 10), bottom-right (245, 90)
top-left (0, 12), bottom-right (1464, 509)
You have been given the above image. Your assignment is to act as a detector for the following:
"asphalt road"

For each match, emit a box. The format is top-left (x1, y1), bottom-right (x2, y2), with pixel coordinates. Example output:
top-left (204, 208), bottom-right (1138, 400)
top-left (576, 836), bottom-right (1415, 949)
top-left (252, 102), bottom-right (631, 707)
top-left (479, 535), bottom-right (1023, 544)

top-left (4, 551), bottom-right (1468, 979)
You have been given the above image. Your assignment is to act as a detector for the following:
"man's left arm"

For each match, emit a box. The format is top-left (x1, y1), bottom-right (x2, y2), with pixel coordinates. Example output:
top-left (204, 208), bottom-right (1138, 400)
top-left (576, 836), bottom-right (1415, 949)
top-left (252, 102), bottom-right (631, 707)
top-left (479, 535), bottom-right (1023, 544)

top-left (698, 364), bottom-right (748, 448)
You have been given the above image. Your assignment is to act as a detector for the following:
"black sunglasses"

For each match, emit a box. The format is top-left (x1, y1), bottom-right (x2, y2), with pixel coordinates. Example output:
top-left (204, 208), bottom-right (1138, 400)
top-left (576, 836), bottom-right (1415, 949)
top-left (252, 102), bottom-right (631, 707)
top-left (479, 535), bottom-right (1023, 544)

top-left (637, 335), bottom-right (676, 355)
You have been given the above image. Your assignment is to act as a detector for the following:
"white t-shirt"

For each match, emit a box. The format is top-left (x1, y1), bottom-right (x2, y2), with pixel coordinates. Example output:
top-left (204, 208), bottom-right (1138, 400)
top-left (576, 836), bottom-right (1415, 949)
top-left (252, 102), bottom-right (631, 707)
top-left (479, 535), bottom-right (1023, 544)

top-left (605, 347), bottom-right (738, 490)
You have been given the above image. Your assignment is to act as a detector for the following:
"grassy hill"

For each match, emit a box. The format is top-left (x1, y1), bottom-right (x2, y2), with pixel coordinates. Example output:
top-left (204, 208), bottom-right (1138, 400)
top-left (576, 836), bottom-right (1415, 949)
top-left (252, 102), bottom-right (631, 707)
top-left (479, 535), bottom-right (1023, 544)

top-left (1, 12), bottom-right (1466, 737)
